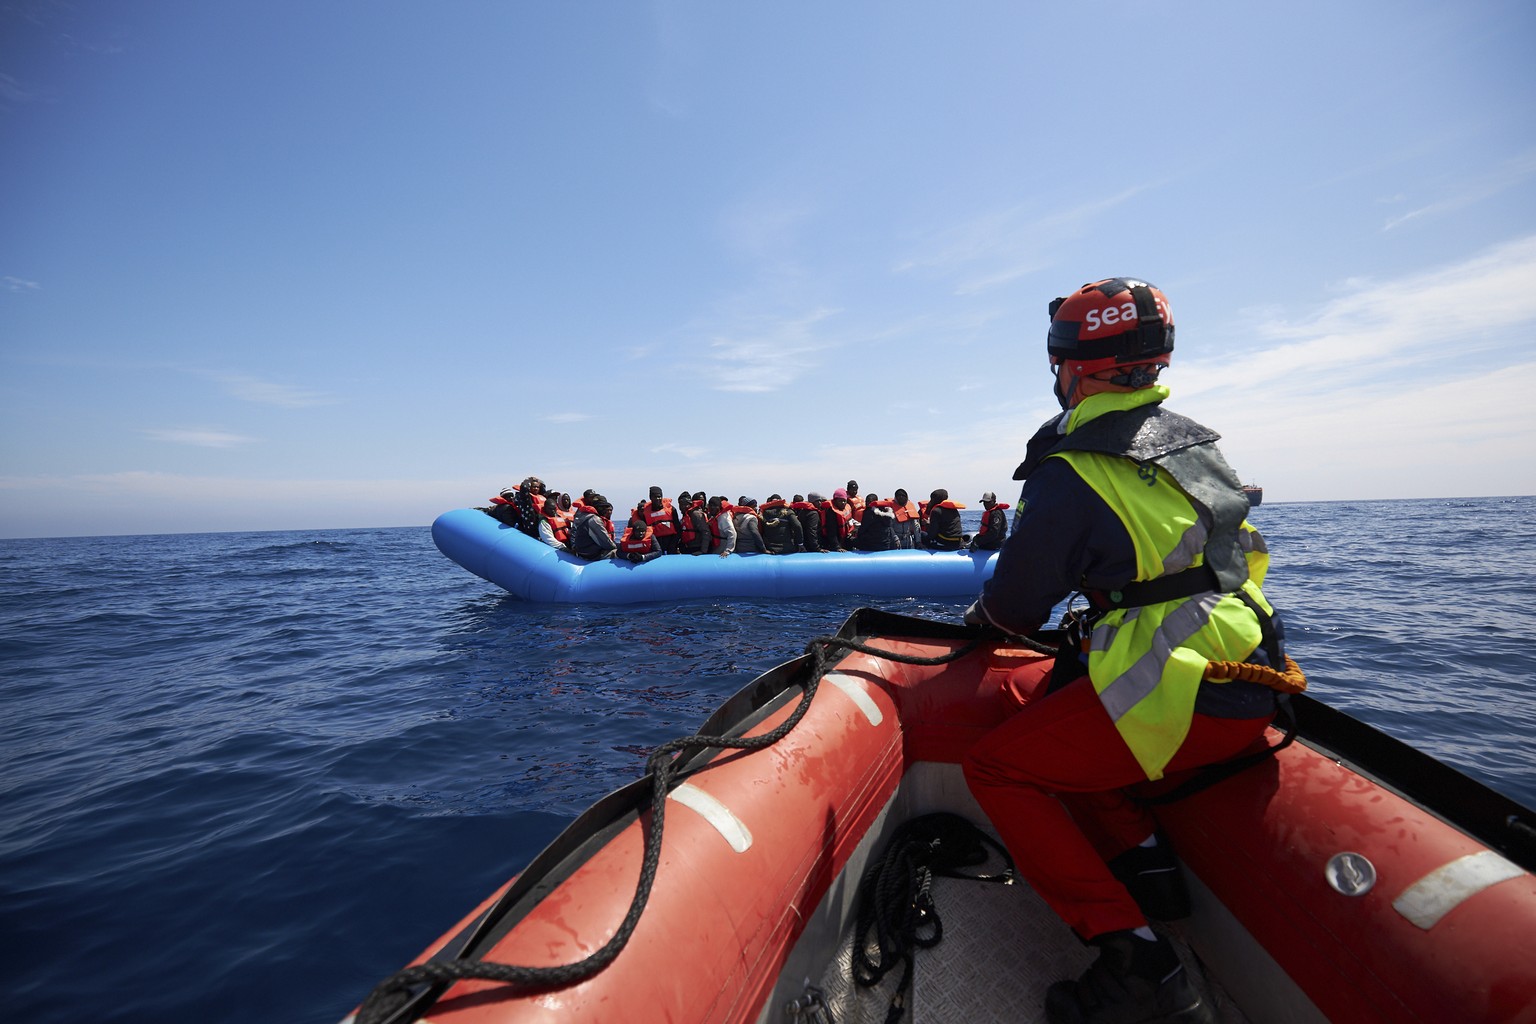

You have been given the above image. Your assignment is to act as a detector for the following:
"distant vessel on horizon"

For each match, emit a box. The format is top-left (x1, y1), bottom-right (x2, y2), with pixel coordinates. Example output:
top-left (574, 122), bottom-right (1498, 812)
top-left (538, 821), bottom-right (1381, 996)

top-left (1244, 483), bottom-right (1263, 507)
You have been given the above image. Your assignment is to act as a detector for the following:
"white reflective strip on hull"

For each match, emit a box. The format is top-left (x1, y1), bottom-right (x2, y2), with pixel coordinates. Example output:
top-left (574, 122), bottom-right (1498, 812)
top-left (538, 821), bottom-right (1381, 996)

top-left (1393, 850), bottom-right (1526, 929)
top-left (669, 783), bottom-right (753, 853)
top-left (824, 671), bottom-right (884, 727)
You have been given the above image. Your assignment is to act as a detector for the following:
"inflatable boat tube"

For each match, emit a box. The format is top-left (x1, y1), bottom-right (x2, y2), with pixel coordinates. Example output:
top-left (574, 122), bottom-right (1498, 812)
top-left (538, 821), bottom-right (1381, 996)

top-left (431, 508), bottom-right (998, 604)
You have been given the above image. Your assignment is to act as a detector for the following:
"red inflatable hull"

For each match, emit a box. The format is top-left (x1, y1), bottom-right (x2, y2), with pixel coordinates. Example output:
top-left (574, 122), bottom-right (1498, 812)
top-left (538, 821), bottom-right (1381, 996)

top-left (353, 611), bottom-right (1536, 1023)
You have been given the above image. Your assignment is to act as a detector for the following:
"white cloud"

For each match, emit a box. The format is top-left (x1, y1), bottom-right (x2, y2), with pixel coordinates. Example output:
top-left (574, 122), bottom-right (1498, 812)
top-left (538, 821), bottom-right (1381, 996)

top-left (699, 306), bottom-right (841, 392)
top-left (1172, 235), bottom-right (1536, 501)
top-left (1181, 234), bottom-right (1536, 401)
top-left (896, 183), bottom-right (1158, 295)
top-left (142, 428), bottom-right (255, 448)
top-left (543, 412), bottom-right (592, 424)
top-left (3, 275), bottom-right (41, 292)
top-left (1384, 150), bottom-right (1536, 232)
top-left (212, 372), bottom-right (333, 408)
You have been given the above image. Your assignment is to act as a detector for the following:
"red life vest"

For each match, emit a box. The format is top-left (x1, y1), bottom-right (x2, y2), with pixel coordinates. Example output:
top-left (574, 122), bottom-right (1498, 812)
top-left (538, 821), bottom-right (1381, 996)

top-left (679, 500), bottom-right (704, 546)
top-left (641, 498), bottom-right (677, 537)
top-left (546, 507), bottom-right (572, 544)
top-left (976, 505), bottom-right (999, 538)
top-left (619, 525), bottom-right (655, 554)
top-left (892, 501), bottom-right (919, 523)
top-left (821, 501), bottom-right (852, 539)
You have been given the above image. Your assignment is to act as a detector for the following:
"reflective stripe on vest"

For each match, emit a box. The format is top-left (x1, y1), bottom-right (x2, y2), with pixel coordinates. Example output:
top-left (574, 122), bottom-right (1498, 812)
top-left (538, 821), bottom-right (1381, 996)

top-left (1053, 387), bottom-right (1275, 780)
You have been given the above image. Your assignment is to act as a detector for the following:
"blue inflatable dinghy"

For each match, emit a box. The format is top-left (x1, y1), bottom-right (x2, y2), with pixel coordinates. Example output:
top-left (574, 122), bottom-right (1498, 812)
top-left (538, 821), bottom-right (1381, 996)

top-left (431, 507), bottom-right (998, 604)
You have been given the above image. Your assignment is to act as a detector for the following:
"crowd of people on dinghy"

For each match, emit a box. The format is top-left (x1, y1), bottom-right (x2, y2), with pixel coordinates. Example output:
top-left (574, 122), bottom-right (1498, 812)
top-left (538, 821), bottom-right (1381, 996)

top-left (480, 476), bottom-right (1011, 562)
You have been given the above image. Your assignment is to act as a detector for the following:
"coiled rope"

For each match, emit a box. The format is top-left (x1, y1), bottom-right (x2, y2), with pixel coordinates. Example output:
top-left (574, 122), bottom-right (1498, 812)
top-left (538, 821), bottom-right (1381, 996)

top-left (851, 812), bottom-right (1014, 1024)
top-left (1203, 653), bottom-right (1308, 693)
top-left (355, 627), bottom-right (1012, 1024)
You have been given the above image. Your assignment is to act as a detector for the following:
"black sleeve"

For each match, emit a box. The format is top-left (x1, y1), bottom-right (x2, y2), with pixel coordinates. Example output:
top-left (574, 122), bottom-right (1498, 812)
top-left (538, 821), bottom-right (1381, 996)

top-left (977, 458), bottom-right (1136, 634)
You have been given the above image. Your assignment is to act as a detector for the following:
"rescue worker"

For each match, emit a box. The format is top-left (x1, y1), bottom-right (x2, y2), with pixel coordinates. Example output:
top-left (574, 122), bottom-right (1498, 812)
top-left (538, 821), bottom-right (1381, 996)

top-left (968, 491), bottom-right (1008, 552)
top-left (961, 277), bottom-right (1284, 1024)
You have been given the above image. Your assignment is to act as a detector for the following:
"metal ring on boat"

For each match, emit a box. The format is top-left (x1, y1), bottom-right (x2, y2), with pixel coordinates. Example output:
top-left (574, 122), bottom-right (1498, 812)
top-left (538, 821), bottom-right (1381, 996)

top-left (1325, 851), bottom-right (1377, 896)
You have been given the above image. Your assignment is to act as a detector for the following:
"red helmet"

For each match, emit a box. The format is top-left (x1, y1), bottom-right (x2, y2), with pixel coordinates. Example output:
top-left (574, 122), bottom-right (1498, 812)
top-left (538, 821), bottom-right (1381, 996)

top-left (1047, 278), bottom-right (1174, 378)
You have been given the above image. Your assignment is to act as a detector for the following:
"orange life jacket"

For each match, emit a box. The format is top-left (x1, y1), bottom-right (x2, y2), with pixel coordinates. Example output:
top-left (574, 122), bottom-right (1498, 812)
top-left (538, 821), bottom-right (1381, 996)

top-left (679, 500), bottom-right (705, 546)
top-left (619, 525), bottom-right (655, 554)
top-left (892, 501), bottom-right (919, 523)
top-left (821, 501), bottom-right (852, 538)
top-left (641, 498), bottom-right (677, 537)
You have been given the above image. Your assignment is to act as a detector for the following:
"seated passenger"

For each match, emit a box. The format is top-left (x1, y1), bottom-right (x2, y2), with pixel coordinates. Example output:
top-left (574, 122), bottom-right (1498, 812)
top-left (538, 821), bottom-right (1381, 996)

top-left (484, 486), bottom-right (526, 529)
top-left (637, 486), bottom-right (681, 554)
top-left (923, 489), bottom-right (966, 550)
top-left (618, 514), bottom-right (663, 563)
top-left (794, 494), bottom-right (823, 552)
top-left (569, 496), bottom-right (618, 560)
top-left (969, 491), bottom-right (1009, 552)
top-left (890, 488), bottom-right (921, 549)
top-left (679, 491), bottom-right (710, 555)
top-left (537, 494), bottom-right (568, 548)
top-left (707, 496), bottom-right (737, 557)
top-left (733, 498), bottom-right (767, 553)
top-left (852, 493), bottom-right (896, 551)
top-left (844, 479), bottom-right (865, 516)
top-left (820, 489), bottom-right (855, 551)
top-left (761, 494), bottom-right (805, 554)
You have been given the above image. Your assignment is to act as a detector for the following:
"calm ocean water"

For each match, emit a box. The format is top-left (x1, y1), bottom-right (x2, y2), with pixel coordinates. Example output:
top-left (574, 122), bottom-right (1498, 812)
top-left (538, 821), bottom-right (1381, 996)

top-left (2, 496), bottom-right (1533, 1023)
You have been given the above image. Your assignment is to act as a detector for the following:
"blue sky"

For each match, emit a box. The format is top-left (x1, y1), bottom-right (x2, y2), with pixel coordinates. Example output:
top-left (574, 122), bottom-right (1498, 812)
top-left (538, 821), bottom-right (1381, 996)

top-left (3, 1), bottom-right (1534, 538)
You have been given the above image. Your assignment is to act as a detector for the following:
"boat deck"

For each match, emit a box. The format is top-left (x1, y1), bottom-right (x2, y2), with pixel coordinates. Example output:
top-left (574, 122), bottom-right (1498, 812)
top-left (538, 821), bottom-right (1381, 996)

top-left (802, 874), bottom-right (1253, 1023)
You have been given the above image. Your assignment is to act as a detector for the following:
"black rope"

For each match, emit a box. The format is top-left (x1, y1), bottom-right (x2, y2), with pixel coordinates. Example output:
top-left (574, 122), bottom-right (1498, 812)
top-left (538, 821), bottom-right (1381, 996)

top-left (355, 629), bottom-right (999, 1024)
top-left (850, 812), bottom-right (1015, 1024)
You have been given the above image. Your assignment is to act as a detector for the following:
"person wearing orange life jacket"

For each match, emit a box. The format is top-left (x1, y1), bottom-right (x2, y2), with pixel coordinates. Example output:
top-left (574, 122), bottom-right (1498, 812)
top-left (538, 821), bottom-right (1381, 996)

top-left (636, 486), bottom-right (681, 554)
top-left (760, 494), bottom-right (805, 554)
top-left (617, 514), bottom-right (663, 563)
top-left (732, 497), bottom-right (768, 553)
top-left (852, 494), bottom-right (896, 551)
top-left (922, 489), bottom-right (966, 550)
top-left (819, 488), bottom-right (854, 551)
top-left (483, 487), bottom-right (526, 530)
top-left (705, 496), bottom-right (737, 556)
top-left (535, 493), bottom-right (570, 549)
top-left (968, 491), bottom-right (1008, 552)
top-left (569, 494), bottom-right (617, 560)
top-left (844, 480), bottom-right (865, 518)
top-left (677, 491), bottom-right (710, 555)
top-left (889, 488), bottom-right (921, 549)
top-left (961, 277), bottom-right (1286, 1024)
top-left (793, 494), bottom-right (823, 552)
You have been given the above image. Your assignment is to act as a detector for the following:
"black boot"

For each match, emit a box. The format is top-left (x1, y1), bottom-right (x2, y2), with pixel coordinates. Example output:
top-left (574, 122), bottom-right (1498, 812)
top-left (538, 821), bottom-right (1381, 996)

top-left (1045, 930), bottom-right (1213, 1024)
top-left (1108, 833), bottom-right (1191, 921)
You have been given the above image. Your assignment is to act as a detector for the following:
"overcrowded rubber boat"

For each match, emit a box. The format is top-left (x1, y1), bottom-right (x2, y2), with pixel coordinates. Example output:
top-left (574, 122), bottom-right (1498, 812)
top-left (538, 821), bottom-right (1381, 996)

top-left (432, 507), bottom-right (998, 603)
top-left (348, 609), bottom-right (1536, 1024)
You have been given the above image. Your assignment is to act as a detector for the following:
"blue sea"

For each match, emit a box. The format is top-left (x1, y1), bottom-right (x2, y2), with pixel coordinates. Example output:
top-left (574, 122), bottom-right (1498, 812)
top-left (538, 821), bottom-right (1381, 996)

top-left (3, 496), bottom-right (1533, 1023)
